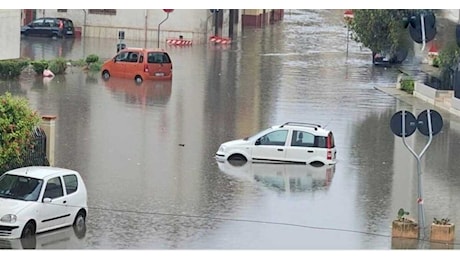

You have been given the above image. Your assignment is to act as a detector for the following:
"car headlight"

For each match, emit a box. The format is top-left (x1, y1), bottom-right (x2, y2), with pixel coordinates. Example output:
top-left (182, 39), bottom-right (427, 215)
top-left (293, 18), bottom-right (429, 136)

top-left (218, 145), bottom-right (225, 153)
top-left (1, 214), bottom-right (17, 223)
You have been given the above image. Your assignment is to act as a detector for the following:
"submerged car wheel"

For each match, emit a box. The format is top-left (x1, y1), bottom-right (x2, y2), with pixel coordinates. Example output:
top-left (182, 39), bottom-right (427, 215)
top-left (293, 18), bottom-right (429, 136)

top-left (102, 70), bottom-right (110, 81)
top-left (21, 221), bottom-right (36, 239)
top-left (73, 210), bottom-right (87, 238)
top-left (134, 75), bottom-right (143, 84)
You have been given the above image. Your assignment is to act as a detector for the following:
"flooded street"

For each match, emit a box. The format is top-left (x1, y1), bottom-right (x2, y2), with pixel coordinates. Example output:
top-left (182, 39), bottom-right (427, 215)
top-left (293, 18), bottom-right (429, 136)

top-left (2, 9), bottom-right (460, 249)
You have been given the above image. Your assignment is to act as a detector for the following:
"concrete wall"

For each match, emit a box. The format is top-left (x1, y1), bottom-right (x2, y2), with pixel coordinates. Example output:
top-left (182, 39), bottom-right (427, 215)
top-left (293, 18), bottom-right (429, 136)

top-left (36, 9), bottom-right (242, 45)
top-left (0, 9), bottom-right (20, 60)
top-left (442, 9), bottom-right (459, 23)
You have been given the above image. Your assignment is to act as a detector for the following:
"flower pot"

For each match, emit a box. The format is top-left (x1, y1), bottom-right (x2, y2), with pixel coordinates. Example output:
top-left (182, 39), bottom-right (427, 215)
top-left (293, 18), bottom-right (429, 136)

top-left (392, 220), bottom-right (419, 239)
top-left (430, 223), bottom-right (455, 242)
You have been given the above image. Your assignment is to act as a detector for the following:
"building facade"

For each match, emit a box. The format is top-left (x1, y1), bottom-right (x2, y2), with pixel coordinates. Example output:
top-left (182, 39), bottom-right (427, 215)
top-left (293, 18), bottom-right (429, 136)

top-left (22, 9), bottom-right (284, 46)
top-left (0, 9), bottom-right (21, 60)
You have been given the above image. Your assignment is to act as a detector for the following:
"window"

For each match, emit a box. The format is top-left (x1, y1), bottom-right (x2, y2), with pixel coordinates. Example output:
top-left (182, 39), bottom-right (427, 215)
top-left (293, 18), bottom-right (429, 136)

top-left (115, 52), bottom-right (129, 62)
top-left (43, 177), bottom-right (63, 199)
top-left (43, 19), bottom-right (56, 27)
top-left (32, 19), bottom-right (44, 27)
top-left (291, 130), bottom-right (315, 147)
top-left (63, 174), bottom-right (78, 195)
top-left (89, 9), bottom-right (116, 15)
top-left (127, 52), bottom-right (140, 63)
top-left (260, 130), bottom-right (288, 146)
top-left (147, 52), bottom-right (171, 64)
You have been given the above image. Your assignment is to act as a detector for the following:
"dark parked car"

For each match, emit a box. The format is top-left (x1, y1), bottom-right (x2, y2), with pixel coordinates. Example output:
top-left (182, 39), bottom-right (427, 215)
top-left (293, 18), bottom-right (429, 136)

top-left (21, 17), bottom-right (75, 38)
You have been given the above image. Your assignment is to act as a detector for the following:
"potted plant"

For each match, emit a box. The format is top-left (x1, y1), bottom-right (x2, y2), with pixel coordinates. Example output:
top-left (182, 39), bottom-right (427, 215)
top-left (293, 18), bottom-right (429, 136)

top-left (391, 208), bottom-right (419, 239)
top-left (430, 217), bottom-right (455, 242)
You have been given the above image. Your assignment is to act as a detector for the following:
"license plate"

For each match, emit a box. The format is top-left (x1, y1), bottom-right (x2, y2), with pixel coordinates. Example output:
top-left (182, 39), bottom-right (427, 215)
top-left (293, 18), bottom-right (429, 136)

top-left (155, 72), bottom-right (164, 76)
top-left (66, 31), bottom-right (73, 35)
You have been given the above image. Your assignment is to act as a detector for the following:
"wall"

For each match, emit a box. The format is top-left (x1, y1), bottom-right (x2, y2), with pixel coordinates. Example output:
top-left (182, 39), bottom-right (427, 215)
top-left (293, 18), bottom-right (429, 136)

top-left (0, 10), bottom-right (20, 60)
top-left (37, 9), bottom-right (242, 45)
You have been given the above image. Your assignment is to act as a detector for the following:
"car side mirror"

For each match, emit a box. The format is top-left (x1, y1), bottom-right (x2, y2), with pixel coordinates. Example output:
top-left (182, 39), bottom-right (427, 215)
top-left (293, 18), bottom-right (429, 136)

top-left (42, 198), bottom-right (52, 203)
top-left (255, 139), bottom-right (261, 145)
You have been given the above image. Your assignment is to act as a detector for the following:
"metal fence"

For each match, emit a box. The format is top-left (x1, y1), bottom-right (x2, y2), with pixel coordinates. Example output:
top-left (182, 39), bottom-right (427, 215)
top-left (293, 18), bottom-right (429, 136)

top-left (0, 127), bottom-right (50, 174)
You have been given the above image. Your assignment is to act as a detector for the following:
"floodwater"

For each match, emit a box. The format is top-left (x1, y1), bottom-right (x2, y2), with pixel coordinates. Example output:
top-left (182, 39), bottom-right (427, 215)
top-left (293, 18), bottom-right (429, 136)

top-left (2, 9), bottom-right (460, 249)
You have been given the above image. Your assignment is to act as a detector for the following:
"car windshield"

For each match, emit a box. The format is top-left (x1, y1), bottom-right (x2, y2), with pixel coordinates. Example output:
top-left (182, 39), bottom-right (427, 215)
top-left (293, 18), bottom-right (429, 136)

top-left (0, 174), bottom-right (43, 201)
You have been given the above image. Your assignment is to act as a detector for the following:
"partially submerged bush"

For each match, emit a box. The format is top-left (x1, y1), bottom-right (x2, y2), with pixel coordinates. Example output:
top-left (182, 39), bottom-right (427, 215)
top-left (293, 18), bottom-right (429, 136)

top-left (48, 57), bottom-right (67, 75)
top-left (31, 60), bottom-right (49, 75)
top-left (0, 59), bottom-right (30, 79)
top-left (85, 54), bottom-right (99, 65)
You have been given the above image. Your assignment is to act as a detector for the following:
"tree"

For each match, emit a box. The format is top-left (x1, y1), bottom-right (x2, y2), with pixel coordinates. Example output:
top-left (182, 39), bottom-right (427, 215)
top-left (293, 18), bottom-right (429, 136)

top-left (0, 92), bottom-right (41, 173)
top-left (349, 10), bottom-right (419, 64)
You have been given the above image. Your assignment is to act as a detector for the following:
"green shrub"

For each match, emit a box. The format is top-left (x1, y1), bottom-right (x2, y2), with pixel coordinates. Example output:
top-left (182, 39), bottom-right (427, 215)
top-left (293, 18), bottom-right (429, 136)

top-left (400, 79), bottom-right (414, 94)
top-left (0, 92), bottom-right (41, 172)
top-left (48, 57), bottom-right (67, 75)
top-left (0, 59), bottom-right (29, 79)
top-left (88, 61), bottom-right (103, 72)
top-left (31, 60), bottom-right (49, 75)
top-left (85, 54), bottom-right (99, 65)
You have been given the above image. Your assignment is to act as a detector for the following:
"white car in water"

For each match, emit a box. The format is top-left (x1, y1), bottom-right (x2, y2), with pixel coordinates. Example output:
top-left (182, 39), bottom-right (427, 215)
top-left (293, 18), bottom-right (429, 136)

top-left (215, 122), bottom-right (337, 166)
top-left (0, 166), bottom-right (87, 239)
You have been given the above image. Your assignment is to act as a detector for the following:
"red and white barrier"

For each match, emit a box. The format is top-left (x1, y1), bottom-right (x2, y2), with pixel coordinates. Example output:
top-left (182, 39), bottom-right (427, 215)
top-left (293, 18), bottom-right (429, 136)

top-left (166, 38), bottom-right (192, 46)
top-left (209, 35), bottom-right (232, 45)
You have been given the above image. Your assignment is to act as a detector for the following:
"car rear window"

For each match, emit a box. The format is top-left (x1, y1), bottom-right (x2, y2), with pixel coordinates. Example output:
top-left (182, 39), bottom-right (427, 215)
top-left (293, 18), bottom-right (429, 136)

top-left (62, 19), bottom-right (74, 28)
top-left (315, 132), bottom-right (335, 148)
top-left (147, 52), bottom-right (171, 64)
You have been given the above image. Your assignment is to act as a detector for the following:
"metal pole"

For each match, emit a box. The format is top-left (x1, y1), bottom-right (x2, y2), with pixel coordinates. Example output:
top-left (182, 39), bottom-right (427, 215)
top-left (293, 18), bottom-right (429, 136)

top-left (401, 110), bottom-right (432, 238)
top-left (214, 11), bottom-right (218, 36)
top-left (421, 14), bottom-right (426, 51)
top-left (346, 24), bottom-right (349, 61)
top-left (157, 13), bottom-right (170, 48)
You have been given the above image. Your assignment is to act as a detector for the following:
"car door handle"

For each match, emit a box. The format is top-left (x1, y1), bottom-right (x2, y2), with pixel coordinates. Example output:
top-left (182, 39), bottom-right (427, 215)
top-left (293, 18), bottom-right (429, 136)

top-left (307, 150), bottom-right (314, 153)
top-left (277, 148), bottom-right (284, 151)
top-left (63, 200), bottom-right (67, 204)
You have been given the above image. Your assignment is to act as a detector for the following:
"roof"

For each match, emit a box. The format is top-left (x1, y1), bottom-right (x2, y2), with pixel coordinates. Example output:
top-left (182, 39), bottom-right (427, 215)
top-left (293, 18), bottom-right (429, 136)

top-left (4, 166), bottom-right (79, 180)
top-left (121, 47), bottom-right (168, 53)
top-left (278, 122), bottom-right (331, 136)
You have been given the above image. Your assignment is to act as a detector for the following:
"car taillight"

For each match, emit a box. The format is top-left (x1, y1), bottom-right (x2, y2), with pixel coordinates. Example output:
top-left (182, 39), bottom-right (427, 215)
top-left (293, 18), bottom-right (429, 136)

top-left (326, 134), bottom-right (332, 160)
top-left (144, 64), bottom-right (149, 72)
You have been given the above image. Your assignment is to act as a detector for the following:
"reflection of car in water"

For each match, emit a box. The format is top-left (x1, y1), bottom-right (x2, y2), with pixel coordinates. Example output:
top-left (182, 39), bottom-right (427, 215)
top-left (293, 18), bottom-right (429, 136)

top-left (0, 223), bottom-right (86, 249)
top-left (20, 36), bottom-right (76, 60)
top-left (217, 161), bottom-right (335, 192)
top-left (104, 77), bottom-right (172, 106)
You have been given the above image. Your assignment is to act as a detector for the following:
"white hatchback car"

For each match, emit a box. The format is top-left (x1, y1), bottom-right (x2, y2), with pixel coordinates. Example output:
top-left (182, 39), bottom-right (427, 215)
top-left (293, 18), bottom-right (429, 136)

top-left (0, 166), bottom-right (87, 239)
top-left (215, 122), bottom-right (337, 166)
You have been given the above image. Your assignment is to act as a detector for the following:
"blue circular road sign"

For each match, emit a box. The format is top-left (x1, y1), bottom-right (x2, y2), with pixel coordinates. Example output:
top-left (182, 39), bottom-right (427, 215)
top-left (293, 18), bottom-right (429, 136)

top-left (390, 110), bottom-right (417, 137)
top-left (416, 109), bottom-right (443, 136)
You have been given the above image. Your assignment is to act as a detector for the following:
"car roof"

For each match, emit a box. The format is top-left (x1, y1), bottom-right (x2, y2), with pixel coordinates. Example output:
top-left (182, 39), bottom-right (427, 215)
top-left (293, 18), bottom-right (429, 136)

top-left (276, 122), bottom-right (332, 136)
top-left (122, 47), bottom-right (168, 53)
top-left (4, 166), bottom-right (79, 180)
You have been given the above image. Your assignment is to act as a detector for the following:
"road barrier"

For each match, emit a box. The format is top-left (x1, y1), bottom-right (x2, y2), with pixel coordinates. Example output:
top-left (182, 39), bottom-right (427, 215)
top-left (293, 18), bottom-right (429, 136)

top-left (166, 38), bottom-right (192, 46)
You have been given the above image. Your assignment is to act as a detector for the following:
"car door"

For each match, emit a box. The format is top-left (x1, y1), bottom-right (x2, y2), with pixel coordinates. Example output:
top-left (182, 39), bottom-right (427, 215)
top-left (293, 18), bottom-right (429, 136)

top-left (251, 130), bottom-right (288, 162)
top-left (285, 130), bottom-right (318, 163)
top-left (111, 51), bottom-right (130, 78)
top-left (37, 176), bottom-right (67, 232)
top-left (28, 19), bottom-right (45, 37)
